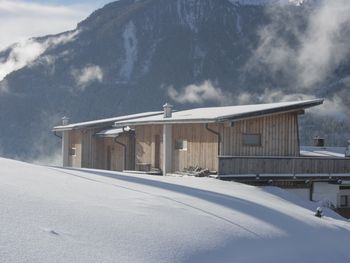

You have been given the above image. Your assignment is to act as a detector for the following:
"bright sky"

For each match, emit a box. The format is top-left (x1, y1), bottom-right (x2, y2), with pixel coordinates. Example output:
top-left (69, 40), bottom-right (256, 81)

top-left (0, 0), bottom-right (112, 50)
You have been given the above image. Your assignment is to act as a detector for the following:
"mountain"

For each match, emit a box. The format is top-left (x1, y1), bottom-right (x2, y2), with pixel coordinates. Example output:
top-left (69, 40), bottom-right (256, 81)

top-left (1, 157), bottom-right (350, 262)
top-left (0, 0), bottom-right (349, 160)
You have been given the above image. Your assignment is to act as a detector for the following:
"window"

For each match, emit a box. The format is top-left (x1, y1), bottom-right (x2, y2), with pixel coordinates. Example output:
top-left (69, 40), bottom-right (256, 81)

top-left (175, 139), bottom-right (187, 151)
top-left (69, 147), bottom-right (76, 156)
top-left (340, 195), bottom-right (348, 207)
top-left (242, 133), bottom-right (261, 146)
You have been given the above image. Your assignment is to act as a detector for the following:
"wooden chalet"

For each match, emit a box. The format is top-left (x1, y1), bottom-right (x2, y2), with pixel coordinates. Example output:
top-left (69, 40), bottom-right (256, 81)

top-left (53, 99), bottom-right (350, 217)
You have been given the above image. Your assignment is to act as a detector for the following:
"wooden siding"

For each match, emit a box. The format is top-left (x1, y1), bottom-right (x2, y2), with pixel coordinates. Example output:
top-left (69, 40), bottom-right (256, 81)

top-left (219, 156), bottom-right (350, 175)
top-left (93, 135), bottom-right (130, 171)
top-left (67, 111), bottom-right (300, 173)
top-left (81, 129), bottom-right (94, 168)
top-left (134, 125), bottom-right (163, 168)
top-left (220, 112), bottom-right (299, 157)
top-left (172, 123), bottom-right (219, 172)
top-left (68, 130), bottom-right (82, 167)
top-left (108, 138), bottom-right (126, 171)
top-left (67, 128), bottom-right (132, 171)
top-left (134, 124), bottom-right (219, 172)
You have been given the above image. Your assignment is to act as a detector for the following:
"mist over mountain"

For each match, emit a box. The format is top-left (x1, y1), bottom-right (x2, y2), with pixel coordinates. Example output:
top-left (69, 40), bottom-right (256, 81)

top-left (0, 0), bottom-right (349, 160)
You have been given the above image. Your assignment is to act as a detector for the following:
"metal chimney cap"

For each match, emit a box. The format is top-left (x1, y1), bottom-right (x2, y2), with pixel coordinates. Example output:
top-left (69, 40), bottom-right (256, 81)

top-left (62, 116), bottom-right (70, 125)
top-left (163, 102), bottom-right (173, 118)
top-left (163, 102), bottom-right (173, 108)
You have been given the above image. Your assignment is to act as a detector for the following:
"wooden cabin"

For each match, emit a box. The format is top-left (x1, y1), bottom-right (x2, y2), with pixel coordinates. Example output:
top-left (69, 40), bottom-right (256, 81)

top-left (52, 98), bottom-right (350, 175)
top-left (53, 99), bottom-right (350, 217)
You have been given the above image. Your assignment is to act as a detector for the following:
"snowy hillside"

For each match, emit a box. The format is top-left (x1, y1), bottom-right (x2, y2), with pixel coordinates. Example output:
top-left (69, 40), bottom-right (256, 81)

top-left (0, 157), bottom-right (349, 262)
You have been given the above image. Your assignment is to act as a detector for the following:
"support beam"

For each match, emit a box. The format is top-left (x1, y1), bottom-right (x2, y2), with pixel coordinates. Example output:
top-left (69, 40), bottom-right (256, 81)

top-left (163, 124), bottom-right (172, 175)
top-left (62, 130), bottom-right (69, 167)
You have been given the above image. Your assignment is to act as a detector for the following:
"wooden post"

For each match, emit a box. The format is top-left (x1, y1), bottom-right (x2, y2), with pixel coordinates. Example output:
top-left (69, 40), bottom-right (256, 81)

top-left (61, 117), bottom-right (70, 167)
top-left (163, 124), bottom-right (172, 175)
top-left (62, 130), bottom-right (69, 167)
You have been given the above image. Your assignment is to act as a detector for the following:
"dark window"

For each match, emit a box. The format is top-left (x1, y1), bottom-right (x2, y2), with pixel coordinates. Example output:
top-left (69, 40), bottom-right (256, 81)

top-left (242, 133), bottom-right (261, 146)
top-left (340, 195), bottom-right (348, 207)
top-left (175, 139), bottom-right (187, 151)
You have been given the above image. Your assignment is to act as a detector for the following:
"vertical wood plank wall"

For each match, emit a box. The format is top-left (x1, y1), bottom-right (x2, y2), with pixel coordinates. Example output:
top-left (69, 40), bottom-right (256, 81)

top-left (218, 156), bottom-right (350, 175)
top-left (68, 130), bottom-right (82, 167)
top-left (172, 123), bottom-right (219, 172)
top-left (67, 111), bottom-right (300, 173)
top-left (134, 125), bottom-right (163, 168)
top-left (93, 136), bottom-right (129, 171)
top-left (81, 130), bottom-right (94, 168)
top-left (68, 128), bottom-right (129, 171)
top-left (220, 112), bottom-right (299, 157)
top-left (134, 124), bottom-right (219, 172)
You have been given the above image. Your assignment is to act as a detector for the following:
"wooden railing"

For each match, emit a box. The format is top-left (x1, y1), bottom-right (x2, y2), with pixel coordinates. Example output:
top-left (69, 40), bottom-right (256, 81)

top-left (218, 156), bottom-right (350, 175)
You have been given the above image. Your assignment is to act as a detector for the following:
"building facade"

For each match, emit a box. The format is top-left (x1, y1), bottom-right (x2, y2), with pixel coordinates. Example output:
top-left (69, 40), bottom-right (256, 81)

top-left (53, 99), bottom-right (350, 217)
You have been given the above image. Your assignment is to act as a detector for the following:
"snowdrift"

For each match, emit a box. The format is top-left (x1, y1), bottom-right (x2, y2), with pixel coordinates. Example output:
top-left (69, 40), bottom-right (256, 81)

top-left (0, 157), bottom-right (349, 262)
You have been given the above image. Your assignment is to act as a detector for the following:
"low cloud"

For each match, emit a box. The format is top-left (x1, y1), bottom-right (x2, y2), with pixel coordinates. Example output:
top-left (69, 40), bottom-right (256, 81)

top-left (30, 149), bottom-right (62, 167)
top-left (0, 0), bottom-right (95, 50)
top-left (0, 79), bottom-right (9, 93)
top-left (168, 81), bottom-right (232, 105)
top-left (27, 111), bottom-right (63, 166)
top-left (0, 31), bottom-right (78, 81)
top-left (247, 0), bottom-right (350, 90)
top-left (231, 89), bottom-right (315, 104)
top-left (231, 89), bottom-right (348, 121)
top-left (309, 95), bottom-right (348, 120)
top-left (72, 64), bottom-right (104, 90)
top-left (243, 0), bottom-right (350, 127)
top-left (0, 39), bottom-right (45, 81)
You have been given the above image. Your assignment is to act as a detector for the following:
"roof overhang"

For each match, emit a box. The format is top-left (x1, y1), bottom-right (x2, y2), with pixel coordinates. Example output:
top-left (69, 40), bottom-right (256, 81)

top-left (52, 111), bottom-right (163, 132)
top-left (52, 99), bottom-right (324, 131)
top-left (217, 99), bottom-right (323, 122)
top-left (94, 127), bottom-right (132, 138)
top-left (114, 99), bottom-right (324, 127)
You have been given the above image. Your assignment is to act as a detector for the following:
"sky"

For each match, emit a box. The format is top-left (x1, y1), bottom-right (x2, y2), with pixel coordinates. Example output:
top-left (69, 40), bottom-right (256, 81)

top-left (0, 0), bottom-right (112, 50)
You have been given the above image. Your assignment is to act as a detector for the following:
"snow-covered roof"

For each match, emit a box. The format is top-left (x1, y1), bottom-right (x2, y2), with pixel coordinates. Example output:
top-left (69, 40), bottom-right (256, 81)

top-left (300, 146), bottom-right (347, 158)
top-left (52, 111), bottom-right (163, 131)
top-left (95, 127), bottom-right (132, 138)
top-left (114, 99), bottom-right (323, 126)
top-left (53, 99), bottom-right (322, 131)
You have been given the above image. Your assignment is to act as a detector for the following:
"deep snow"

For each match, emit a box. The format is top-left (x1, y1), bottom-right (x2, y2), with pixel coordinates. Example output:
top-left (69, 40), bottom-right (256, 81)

top-left (0, 157), bottom-right (349, 263)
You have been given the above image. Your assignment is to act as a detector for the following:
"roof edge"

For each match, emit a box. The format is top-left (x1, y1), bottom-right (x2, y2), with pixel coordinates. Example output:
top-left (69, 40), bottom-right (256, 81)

top-left (52, 111), bottom-right (163, 132)
top-left (114, 98), bottom-right (324, 127)
top-left (218, 98), bottom-right (324, 122)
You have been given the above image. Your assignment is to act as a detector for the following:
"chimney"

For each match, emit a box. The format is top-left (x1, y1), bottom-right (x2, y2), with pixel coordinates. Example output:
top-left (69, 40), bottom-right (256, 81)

top-left (163, 103), bottom-right (173, 118)
top-left (62, 116), bottom-right (70, 126)
top-left (313, 136), bottom-right (325, 147)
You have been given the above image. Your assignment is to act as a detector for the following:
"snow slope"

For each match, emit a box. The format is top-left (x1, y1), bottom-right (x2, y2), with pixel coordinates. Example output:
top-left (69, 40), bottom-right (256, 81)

top-left (0, 158), bottom-right (349, 263)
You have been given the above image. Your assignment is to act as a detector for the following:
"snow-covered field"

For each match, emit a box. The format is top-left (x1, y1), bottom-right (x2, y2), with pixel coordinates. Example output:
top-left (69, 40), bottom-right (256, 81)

top-left (0, 158), bottom-right (349, 263)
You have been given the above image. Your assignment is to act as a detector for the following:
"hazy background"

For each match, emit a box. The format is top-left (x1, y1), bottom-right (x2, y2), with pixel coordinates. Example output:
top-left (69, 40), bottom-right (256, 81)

top-left (0, 0), bottom-right (111, 50)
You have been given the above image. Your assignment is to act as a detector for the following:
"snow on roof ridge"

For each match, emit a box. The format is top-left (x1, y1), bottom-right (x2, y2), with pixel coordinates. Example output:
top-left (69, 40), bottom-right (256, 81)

top-left (52, 111), bottom-right (163, 131)
top-left (114, 98), bottom-right (323, 126)
top-left (52, 98), bottom-right (323, 131)
top-left (178, 98), bottom-right (323, 112)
